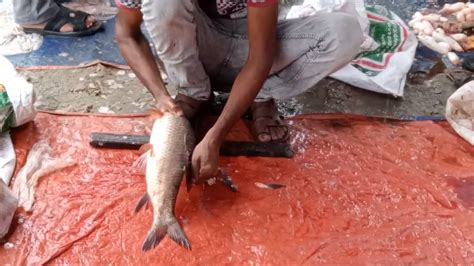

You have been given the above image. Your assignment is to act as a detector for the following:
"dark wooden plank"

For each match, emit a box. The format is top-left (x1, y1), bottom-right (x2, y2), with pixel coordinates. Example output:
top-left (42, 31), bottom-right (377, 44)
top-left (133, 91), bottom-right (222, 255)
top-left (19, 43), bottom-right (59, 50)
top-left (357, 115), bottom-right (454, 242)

top-left (89, 132), bottom-right (294, 158)
top-left (220, 141), bottom-right (294, 158)
top-left (90, 133), bottom-right (149, 149)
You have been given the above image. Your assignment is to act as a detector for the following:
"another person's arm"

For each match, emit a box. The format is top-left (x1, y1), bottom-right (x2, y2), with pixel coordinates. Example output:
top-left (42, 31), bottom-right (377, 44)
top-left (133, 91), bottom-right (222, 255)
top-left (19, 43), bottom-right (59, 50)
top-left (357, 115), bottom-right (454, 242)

top-left (115, 7), bottom-right (182, 115)
top-left (192, 4), bottom-right (278, 180)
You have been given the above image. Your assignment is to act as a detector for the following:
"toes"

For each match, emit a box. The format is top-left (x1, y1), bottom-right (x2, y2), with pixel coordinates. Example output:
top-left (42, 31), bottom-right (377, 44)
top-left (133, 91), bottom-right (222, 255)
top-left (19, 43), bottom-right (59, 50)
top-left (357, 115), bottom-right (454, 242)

top-left (253, 118), bottom-right (289, 142)
top-left (269, 126), bottom-right (288, 142)
top-left (258, 133), bottom-right (272, 142)
top-left (269, 127), bottom-right (279, 141)
top-left (251, 100), bottom-right (289, 142)
top-left (86, 15), bottom-right (97, 27)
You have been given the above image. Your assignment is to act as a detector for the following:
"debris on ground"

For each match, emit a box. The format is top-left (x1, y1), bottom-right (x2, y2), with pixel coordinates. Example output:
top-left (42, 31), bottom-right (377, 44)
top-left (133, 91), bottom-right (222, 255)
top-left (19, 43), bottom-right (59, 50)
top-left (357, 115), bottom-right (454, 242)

top-left (254, 182), bottom-right (286, 190)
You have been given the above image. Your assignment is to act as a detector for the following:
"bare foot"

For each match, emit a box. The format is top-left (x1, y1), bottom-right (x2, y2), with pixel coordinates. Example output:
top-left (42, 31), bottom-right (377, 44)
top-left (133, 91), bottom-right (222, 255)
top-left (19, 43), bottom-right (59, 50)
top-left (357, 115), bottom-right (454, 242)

top-left (174, 94), bottom-right (206, 120)
top-left (251, 100), bottom-right (289, 142)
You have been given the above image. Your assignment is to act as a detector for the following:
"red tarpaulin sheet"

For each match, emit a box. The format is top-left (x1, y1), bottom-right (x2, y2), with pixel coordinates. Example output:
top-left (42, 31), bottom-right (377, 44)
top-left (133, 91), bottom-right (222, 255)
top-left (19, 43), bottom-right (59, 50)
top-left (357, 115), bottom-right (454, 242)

top-left (1, 113), bottom-right (473, 265)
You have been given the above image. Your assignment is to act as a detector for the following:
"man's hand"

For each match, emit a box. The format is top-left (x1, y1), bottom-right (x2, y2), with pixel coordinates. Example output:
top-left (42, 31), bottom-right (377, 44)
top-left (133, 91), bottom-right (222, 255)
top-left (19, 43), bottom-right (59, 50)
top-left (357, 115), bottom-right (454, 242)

top-left (191, 136), bottom-right (220, 184)
top-left (154, 94), bottom-right (183, 116)
top-left (190, 5), bottom-right (278, 183)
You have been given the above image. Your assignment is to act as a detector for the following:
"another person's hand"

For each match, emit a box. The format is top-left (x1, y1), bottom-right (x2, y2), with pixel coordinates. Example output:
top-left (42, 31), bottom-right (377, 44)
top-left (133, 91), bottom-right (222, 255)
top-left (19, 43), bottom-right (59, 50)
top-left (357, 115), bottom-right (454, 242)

top-left (154, 95), bottom-right (183, 116)
top-left (191, 137), bottom-right (220, 184)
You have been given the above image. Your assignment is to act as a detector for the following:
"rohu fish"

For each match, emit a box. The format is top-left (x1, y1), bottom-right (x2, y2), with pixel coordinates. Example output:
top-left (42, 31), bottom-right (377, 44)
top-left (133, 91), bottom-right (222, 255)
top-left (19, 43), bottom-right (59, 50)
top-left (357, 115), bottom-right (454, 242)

top-left (134, 110), bottom-right (194, 251)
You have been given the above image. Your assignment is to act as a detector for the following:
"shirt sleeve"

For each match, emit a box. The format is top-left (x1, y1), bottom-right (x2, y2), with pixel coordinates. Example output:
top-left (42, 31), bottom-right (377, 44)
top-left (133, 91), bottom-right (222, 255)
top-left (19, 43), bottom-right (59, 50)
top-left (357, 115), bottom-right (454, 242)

top-left (115, 0), bottom-right (142, 10)
top-left (247, 0), bottom-right (278, 8)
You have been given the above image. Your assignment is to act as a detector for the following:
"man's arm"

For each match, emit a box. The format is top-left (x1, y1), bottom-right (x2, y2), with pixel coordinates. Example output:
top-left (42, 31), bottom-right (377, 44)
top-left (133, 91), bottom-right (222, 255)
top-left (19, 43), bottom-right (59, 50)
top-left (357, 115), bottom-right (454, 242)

top-left (115, 8), bottom-right (182, 115)
top-left (192, 4), bottom-right (278, 180)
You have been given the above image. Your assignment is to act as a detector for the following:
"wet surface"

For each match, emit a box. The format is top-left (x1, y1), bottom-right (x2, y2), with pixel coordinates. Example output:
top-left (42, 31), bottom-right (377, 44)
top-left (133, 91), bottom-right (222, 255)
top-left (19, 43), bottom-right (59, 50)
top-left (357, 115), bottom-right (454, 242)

top-left (447, 176), bottom-right (474, 209)
top-left (0, 113), bottom-right (473, 264)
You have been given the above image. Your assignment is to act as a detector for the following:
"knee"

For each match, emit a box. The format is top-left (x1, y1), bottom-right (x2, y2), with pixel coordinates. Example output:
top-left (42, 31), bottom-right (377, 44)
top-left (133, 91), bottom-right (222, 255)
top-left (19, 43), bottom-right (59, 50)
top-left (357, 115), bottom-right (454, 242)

top-left (339, 14), bottom-right (364, 45)
top-left (331, 13), bottom-right (364, 57)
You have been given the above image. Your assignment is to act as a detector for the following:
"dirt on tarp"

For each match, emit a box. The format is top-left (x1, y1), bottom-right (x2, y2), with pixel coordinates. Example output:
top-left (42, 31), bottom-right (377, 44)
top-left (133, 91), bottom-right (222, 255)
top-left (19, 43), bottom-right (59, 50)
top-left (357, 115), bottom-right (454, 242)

top-left (0, 113), bottom-right (473, 264)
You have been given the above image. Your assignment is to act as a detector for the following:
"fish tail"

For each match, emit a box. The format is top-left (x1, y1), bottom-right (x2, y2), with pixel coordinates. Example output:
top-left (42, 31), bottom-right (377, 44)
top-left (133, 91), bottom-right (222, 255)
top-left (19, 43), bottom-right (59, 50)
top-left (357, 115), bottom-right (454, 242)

top-left (142, 224), bottom-right (167, 251)
top-left (167, 217), bottom-right (192, 250)
top-left (141, 217), bottom-right (192, 251)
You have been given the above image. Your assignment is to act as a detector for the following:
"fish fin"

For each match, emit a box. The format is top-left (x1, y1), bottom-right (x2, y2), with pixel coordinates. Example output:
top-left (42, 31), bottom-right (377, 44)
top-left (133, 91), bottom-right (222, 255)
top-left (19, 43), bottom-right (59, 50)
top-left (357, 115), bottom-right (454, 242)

top-left (134, 193), bottom-right (150, 213)
top-left (167, 219), bottom-right (192, 250)
top-left (142, 225), bottom-right (167, 252)
top-left (148, 107), bottom-right (164, 119)
top-left (138, 143), bottom-right (152, 154)
top-left (133, 152), bottom-right (148, 174)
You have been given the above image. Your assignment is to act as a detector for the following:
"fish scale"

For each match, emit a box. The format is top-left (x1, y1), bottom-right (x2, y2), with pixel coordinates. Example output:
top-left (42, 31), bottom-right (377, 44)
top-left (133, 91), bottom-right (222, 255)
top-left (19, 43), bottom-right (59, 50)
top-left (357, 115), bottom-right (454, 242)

top-left (135, 113), bottom-right (194, 251)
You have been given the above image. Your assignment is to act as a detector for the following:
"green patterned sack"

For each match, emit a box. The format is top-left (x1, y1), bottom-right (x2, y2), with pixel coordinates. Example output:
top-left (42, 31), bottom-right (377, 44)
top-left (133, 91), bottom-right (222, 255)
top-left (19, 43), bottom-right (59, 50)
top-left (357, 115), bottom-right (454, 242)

top-left (0, 84), bottom-right (14, 133)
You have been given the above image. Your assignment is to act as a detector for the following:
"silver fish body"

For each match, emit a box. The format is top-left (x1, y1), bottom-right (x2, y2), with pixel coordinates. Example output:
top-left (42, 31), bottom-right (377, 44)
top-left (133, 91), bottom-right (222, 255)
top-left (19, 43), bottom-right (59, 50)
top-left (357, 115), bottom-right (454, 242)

top-left (135, 113), bottom-right (194, 251)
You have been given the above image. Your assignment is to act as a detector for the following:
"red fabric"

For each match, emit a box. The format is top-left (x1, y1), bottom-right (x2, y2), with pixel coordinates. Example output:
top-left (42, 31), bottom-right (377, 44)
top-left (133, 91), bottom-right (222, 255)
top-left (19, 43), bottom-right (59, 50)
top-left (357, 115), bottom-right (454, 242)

top-left (1, 113), bottom-right (473, 264)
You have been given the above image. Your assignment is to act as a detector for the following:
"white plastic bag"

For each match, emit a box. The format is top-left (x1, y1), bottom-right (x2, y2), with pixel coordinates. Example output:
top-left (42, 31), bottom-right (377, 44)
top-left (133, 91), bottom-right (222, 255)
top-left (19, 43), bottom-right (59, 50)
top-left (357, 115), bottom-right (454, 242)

top-left (286, 1), bottom-right (417, 97)
top-left (446, 81), bottom-right (474, 145)
top-left (287, 0), bottom-right (370, 35)
top-left (0, 179), bottom-right (17, 239)
top-left (0, 132), bottom-right (15, 185)
top-left (0, 0), bottom-right (43, 56)
top-left (0, 55), bottom-right (35, 188)
top-left (0, 55), bottom-right (36, 127)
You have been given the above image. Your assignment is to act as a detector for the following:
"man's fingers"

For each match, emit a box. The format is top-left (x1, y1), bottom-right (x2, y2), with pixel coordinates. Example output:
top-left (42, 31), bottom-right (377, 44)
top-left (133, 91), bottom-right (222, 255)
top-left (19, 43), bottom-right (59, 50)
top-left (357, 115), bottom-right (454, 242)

top-left (192, 157), bottom-right (200, 184)
top-left (175, 108), bottom-right (184, 117)
top-left (171, 105), bottom-right (184, 116)
top-left (199, 165), bottom-right (218, 181)
top-left (164, 101), bottom-right (183, 116)
top-left (154, 103), bottom-right (183, 117)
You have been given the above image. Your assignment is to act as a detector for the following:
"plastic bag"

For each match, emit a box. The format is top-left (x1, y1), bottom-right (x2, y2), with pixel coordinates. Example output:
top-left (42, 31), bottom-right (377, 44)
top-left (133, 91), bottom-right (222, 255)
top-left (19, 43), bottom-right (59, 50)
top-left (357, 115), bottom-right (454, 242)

top-left (0, 0), bottom-right (43, 56)
top-left (286, 1), bottom-right (417, 97)
top-left (0, 55), bottom-right (36, 129)
top-left (0, 132), bottom-right (16, 185)
top-left (0, 83), bottom-right (14, 132)
top-left (0, 179), bottom-right (18, 239)
top-left (446, 80), bottom-right (474, 145)
top-left (287, 0), bottom-right (370, 35)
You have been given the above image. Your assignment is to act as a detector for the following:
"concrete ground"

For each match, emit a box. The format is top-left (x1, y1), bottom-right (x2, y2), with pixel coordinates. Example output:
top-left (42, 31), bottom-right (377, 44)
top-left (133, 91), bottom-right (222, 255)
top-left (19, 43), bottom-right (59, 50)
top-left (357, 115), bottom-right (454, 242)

top-left (21, 64), bottom-right (471, 118)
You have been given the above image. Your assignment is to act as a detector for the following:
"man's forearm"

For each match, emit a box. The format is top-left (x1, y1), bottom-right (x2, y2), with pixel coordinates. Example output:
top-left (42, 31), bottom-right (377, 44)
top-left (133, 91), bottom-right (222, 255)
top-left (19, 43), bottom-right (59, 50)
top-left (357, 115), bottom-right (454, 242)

top-left (117, 33), bottom-right (168, 99)
top-left (206, 62), bottom-right (271, 145)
